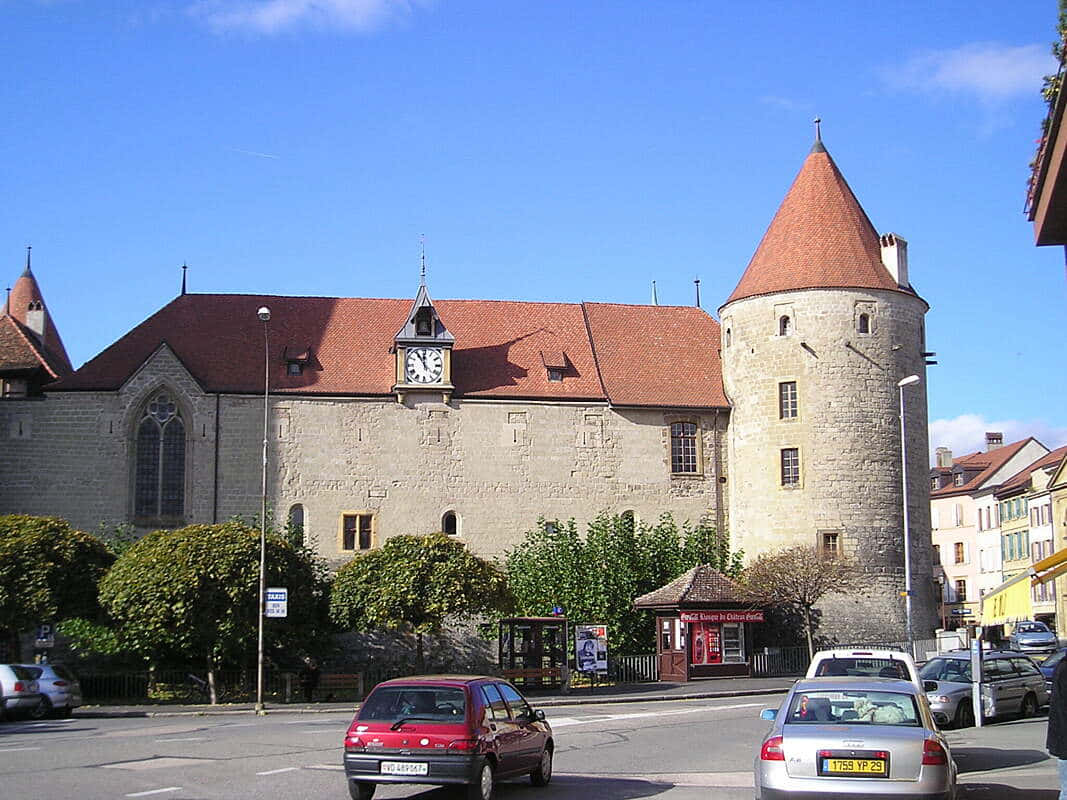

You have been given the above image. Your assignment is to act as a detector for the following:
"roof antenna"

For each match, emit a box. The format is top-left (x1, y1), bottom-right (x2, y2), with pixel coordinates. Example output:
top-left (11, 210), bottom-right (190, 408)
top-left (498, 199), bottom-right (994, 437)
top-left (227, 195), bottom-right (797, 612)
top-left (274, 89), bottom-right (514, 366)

top-left (811, 117), bottom-right (826, 154)
top-left (694, 276), bottom-right (701, 308)
top-left (419, 234), bottom-right (426, 286)
top-left (181, 262), bottom-right (188, 296)
top-left (651, 280), bottom-right (658, 306)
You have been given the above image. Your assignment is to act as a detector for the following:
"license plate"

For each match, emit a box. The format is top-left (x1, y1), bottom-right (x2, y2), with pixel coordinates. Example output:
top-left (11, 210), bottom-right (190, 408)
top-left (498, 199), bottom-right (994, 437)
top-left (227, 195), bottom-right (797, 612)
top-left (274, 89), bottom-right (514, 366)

top-left (823, 758), bottom-right (886, 775)
top-left (380, 761), bottom-right (428, 776)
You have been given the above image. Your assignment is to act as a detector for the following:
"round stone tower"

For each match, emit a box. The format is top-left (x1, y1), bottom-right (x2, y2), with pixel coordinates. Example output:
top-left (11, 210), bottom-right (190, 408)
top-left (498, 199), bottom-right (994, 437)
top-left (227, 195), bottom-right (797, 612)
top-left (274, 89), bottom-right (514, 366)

top-left (718, 131), bottom-right (937, 643)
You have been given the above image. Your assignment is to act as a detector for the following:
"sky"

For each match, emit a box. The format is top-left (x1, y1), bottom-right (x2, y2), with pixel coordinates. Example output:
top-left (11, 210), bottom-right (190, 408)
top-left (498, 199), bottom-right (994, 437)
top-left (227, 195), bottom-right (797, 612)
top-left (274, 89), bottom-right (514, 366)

top-left (3, 0), bottom-right (1066, 464)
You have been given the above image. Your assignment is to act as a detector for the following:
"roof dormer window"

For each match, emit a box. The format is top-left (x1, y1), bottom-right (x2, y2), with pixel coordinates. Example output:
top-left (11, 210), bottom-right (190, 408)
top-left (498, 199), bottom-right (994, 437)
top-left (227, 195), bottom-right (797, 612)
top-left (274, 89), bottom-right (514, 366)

top-left (540, 348), bottom-right (568, 383)
top-left (415, 307), bottom-right (433, 336)
top-left (954, 473), bottom-right (964, 487)
top-left (283, 344), bottom-right (311, 377)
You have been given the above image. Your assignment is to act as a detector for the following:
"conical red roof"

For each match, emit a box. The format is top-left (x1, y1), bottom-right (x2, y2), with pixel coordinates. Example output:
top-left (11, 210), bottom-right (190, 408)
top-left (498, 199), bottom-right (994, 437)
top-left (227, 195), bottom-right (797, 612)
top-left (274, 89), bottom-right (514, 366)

top-left (6, 264), bottom-right (72, 374)
top-left (723, 143), bottom-right (908, 306)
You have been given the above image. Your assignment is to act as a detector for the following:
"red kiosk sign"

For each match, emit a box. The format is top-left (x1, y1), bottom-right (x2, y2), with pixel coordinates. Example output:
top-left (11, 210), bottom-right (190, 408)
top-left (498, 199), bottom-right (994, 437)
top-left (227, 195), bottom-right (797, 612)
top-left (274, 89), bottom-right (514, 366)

top-left (679, 610), bottom-right (765, 624)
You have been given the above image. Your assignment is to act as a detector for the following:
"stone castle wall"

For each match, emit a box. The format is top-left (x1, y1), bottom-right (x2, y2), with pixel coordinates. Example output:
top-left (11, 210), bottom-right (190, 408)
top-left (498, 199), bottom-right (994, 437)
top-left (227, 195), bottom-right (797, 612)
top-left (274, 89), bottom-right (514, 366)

top-left (720, 286), bottom-right (937, 642)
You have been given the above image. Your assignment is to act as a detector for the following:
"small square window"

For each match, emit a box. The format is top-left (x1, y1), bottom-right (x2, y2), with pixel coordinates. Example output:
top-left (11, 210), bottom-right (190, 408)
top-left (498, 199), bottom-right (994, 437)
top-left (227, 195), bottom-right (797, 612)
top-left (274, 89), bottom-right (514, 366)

top-left (342, 513), bottom-right (374, 551)
top-left (820, 531), bottom-right (839, 558)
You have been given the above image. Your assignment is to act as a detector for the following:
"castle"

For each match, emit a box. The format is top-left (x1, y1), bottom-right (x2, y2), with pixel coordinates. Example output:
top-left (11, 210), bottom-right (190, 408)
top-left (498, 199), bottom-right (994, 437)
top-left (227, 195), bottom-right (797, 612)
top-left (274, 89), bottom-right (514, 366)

top-left (0, 131), bottom-right (937, 644)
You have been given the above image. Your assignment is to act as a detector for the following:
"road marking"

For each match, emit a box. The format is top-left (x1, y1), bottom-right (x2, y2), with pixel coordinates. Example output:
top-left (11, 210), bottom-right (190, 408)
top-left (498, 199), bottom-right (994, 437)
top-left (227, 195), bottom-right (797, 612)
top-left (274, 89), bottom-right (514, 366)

top-left (0, 747), bottom-right (42, 753)
top-left (551, 702), bottom-right (764, 728)
top-left (305, 764), bottom-right (345, 771)
top-left (125, 788), bottom-right (182, 797)
top-left (557, 771), bottom-right (754, 788)
top-left (155, 736), bottom-right (206, 742)
top-left (257, 767), bottom-right (299, 775)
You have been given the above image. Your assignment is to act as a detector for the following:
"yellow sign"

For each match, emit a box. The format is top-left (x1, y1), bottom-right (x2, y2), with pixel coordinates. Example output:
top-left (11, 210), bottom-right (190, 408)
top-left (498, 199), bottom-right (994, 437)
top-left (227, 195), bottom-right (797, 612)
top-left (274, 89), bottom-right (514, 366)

top-left (981, 573), bottom-right (1033, 626)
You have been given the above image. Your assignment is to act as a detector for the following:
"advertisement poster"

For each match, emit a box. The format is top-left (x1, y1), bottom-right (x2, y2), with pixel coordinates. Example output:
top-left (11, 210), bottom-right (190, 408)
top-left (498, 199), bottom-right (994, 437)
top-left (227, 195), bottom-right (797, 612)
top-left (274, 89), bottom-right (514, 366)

top-left (575, 624), bottom-right (608, 673)
top-left (690, 621), bottom-right (722, 665)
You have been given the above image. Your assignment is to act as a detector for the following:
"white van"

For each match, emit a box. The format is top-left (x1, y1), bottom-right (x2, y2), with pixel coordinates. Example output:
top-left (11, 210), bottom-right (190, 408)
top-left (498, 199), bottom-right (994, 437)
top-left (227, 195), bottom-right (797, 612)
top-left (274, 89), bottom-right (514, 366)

top-left (805, 648), bottom-right (922, 690)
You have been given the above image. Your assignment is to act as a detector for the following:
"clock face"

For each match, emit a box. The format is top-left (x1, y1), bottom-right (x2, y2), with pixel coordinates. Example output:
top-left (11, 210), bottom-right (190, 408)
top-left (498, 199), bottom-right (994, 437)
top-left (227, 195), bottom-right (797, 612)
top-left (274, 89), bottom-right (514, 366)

top-left (405, 347), bottom-right (444, 383)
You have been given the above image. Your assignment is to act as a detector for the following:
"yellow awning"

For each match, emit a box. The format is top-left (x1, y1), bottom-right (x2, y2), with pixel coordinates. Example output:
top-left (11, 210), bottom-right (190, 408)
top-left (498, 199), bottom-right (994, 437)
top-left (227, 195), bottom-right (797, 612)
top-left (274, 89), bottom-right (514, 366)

top-left (980, 572), bottom-right (1033, 626)
top-left (1034, 547), bottom-right (1067, 576)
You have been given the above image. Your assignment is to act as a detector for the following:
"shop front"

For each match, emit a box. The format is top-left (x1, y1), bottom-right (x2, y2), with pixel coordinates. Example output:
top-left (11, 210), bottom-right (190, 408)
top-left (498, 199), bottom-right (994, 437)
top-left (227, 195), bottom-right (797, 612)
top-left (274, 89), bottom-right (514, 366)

top-left (634, 565), bottom-right (764, 681)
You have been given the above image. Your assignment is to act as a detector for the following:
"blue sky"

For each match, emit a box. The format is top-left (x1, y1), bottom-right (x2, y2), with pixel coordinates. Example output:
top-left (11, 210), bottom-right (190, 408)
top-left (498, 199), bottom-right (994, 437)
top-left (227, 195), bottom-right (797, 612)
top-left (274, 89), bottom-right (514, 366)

top-left (3, 0), bottom-right (1066, 462)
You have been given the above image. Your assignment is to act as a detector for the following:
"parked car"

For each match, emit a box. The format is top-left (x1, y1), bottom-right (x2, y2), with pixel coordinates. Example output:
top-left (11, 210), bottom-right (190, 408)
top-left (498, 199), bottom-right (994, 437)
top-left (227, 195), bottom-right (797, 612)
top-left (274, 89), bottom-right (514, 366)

top-left (18, 663), bottom-right (82, 718)
top-left (754, 677), bottom-right (956, 799)
top-left (1008, 620), bottom-right (1059, 655)
top-left (0, 664), bottom-right (42, 720)
top-left (1041, 648), bottom-right (1067, 685)
top-left (920, 649), bottom-right (1048, 728)
top-left (806, 648), bottom-right (922, 689)
top-left (343, 675), bottom-right (553, 800)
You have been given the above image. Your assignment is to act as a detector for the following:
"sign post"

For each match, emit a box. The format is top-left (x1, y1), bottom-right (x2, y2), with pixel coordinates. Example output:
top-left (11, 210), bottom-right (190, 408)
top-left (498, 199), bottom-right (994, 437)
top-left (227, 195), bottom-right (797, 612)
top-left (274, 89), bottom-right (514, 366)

top-left (265, 587), bottom-right (288, 619)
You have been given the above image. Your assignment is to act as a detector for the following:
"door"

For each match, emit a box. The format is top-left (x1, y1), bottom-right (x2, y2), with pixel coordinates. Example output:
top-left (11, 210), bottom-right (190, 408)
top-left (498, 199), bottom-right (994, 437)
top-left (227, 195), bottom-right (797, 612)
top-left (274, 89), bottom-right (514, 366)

top-left (657, 616), bottom-right (688, 681)
top-left (481, 683), bottom-right (522, 775)
top-left (497, 682), bottom-right (544, 772)
top-left (984, 657), bottom-right (1023, 714)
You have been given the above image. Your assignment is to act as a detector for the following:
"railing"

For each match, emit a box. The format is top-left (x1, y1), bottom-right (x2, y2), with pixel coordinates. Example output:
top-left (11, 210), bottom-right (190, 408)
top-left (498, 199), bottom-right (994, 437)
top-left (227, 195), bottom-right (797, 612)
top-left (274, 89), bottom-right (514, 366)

top-left (611, 653), bottom-right (659, 683)
top-left (752, 646), bottom-right (809, 677)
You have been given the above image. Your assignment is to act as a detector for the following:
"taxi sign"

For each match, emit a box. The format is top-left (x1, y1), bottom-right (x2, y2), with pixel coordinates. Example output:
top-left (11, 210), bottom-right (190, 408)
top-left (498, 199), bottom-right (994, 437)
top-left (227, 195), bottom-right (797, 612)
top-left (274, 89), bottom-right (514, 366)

top-left (265, 587), bottom-right (288, 618)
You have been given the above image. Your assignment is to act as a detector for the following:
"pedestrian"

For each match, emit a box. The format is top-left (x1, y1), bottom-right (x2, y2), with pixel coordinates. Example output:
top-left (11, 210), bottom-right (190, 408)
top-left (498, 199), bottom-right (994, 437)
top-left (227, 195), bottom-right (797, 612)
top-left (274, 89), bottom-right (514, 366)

top-left (299, 656), bottom-right (320, 703)
top-left (1048, 652), bottom-right (1067, 799)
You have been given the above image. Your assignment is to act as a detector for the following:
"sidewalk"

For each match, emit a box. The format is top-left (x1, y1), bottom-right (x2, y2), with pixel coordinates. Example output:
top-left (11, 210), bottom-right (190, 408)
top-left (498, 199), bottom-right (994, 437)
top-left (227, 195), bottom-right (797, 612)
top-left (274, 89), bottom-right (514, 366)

top-left (75, 675), bottom-right (799, 718)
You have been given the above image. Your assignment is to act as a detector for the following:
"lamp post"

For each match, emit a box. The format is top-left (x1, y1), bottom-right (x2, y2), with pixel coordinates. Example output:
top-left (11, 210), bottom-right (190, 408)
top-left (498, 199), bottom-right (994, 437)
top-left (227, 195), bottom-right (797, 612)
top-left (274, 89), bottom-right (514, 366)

top-left (898, 374), bottom-right (921, 654)
top-left (256, 306), bottom-right (271, 713)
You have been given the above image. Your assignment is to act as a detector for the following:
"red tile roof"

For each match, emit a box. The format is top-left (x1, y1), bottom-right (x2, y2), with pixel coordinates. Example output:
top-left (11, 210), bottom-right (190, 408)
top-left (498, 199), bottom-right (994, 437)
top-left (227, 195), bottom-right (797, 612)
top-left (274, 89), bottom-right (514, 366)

top-left (930, 438), bottom-right (1044, 498)
top-left (995, 445), bottom-right (1067, 495)
top-left (724, 144), bottom-right (919, 306)
top-left (54, 293), bottom-right (728, 409)
top-left (633, 565), bottom-right (748, 608)
top-left (0, 314), bottom-right (69, 379)
top-left (6, 267), bottom-right (72, 374)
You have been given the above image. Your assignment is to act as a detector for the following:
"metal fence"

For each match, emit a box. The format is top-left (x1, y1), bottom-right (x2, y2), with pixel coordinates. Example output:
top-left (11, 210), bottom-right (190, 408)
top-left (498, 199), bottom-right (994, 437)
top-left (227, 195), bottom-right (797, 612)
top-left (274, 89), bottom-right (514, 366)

top-left (611, 653), bottom-right (659, 683)
top-left (78, 669), bottom-right (362, 704)
top-left (752, 646), bottom-right (809, 677)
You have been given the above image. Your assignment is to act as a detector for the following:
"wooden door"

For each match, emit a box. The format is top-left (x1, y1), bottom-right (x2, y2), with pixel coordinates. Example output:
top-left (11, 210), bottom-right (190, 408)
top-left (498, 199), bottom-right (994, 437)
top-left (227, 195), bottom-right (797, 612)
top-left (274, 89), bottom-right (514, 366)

top-left (657, 616), bottom-right (688, 682)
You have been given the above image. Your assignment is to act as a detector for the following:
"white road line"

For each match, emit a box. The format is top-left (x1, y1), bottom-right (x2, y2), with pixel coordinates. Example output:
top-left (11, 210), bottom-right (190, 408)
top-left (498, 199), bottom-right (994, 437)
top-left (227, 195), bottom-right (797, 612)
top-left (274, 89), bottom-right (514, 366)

top-left (550, 702), bottom-right (764, 728)
top-left (125, 788), bottom-right (182, 797)
top-left (0, 747), bottom-right (42, 753)
top-left (257, 767), bottom-right (299, 776)
top-left (154, 737), bottom-right (205, 742)
top-left (305, 764), bottom-right (345, 771)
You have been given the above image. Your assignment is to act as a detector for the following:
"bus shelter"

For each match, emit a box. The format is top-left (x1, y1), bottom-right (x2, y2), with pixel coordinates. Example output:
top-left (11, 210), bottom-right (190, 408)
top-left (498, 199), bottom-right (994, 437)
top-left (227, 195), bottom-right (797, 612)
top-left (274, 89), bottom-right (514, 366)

top-left (497, 617), bottom-right (568, 688)
top-left (634, 565), bottom-right (763, 682)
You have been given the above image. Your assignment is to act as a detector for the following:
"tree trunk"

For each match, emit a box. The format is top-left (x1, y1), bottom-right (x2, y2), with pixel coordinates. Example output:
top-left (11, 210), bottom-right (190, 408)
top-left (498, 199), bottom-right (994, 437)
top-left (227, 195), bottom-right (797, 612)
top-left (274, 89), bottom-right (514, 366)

top-left (416, 631), bottom-right (425, 673)
top-left (804, 606), bottom-right (815, 660)
top-left (207, 655), bottom-right (217, 705)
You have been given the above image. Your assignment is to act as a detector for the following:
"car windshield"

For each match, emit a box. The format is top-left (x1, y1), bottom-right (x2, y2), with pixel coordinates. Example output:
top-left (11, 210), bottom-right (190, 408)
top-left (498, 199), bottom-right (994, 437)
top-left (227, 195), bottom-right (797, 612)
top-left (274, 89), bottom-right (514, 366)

top-left (1017, 623), bottom-right (1050, 634)
top-left (786, 689), bottom-right (920, 726)
top-left (813, 657), bottom-right (910, 680)
top-left (919, 657), bottom-right (972, 683)
top-left (357, 686), bottom-right (466, 723)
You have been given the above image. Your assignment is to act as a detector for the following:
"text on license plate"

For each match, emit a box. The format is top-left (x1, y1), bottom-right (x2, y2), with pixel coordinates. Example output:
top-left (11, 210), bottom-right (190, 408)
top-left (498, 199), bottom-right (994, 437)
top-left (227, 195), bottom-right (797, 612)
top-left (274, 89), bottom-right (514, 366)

top-left (823, 758), bottom-right (886, 775)
top-left (381, 761), bottom-right (429, 776)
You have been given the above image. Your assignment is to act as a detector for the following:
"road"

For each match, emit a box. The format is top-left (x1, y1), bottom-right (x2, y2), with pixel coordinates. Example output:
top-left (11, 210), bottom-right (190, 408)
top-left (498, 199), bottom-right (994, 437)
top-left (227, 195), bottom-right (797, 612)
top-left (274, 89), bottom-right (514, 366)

top-left (0, 695), bottom-right (1060, 799)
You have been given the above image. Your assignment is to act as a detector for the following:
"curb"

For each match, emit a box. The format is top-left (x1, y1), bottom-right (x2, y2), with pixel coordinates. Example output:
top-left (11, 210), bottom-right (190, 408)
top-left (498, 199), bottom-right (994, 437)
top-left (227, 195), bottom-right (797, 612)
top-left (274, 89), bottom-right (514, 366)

top-left (72, 686), bottom-right (791, 718)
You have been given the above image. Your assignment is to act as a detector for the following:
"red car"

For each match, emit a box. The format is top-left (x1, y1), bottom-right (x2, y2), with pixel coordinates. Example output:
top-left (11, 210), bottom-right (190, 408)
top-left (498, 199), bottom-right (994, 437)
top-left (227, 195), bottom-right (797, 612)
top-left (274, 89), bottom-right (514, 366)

top-left (343, 675), bottom-right (554, 800)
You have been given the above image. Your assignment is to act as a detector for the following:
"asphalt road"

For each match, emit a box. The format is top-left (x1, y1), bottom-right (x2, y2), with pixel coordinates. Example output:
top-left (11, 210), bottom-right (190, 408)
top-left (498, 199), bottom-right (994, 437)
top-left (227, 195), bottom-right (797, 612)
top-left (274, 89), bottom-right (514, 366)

top-left (0, 696), bottom-right (1061, 799)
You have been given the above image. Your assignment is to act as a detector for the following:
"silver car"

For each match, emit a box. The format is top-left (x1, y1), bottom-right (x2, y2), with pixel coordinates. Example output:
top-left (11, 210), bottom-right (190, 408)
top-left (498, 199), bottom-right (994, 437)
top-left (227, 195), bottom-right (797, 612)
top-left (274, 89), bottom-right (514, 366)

top-left (0, 664), bottom-right (42, 720)
top-left (1008, 620), bottom-right (1059, 655)
top-left (755, 677), bottom-right (956, 799)
top-left (920, 649), bottom-right (1048, 728)
top-left (19, 663), bottom-right (82, 718)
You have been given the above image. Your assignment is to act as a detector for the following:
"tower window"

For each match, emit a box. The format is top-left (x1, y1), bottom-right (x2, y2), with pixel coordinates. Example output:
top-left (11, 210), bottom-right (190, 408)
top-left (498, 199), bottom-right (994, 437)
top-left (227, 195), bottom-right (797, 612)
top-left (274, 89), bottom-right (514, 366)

top-left (778, 315), bottom-right (791, 336)
top-left (778, 381), bottom-right (797, 419)
top-left (288, 504), bottom-right (305, 546)
top-left (670, 421), bottom-right (700, 474)
top-left (725, 328), bottom-right (731, 347)
top-left (134, 391), bottom-right (185, 522)
top-left (415, 307), bottom-right (433, 336)
top-left (442, 511), bottom-right (458, 535)
top-left (780, 448), bottom-right (800, 486)
top-left (858, 313), bottom-right (870, 334)
top-left (341, 513), bottom-right (374, 551)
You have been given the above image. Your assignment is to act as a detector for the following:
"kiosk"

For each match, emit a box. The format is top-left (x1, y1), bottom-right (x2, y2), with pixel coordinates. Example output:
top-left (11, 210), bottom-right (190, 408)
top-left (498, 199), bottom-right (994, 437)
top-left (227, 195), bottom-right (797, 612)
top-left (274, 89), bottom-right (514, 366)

top-left (634, 565), bottom-right (763, 681)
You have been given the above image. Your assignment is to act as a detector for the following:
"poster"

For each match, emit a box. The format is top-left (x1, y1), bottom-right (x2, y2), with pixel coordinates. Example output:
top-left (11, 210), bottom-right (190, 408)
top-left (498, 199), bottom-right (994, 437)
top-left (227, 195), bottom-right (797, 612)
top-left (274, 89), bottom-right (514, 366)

top-left (690, 621), bottom-right (722, 665)
top-left (575, 624), bottom-right (608, 673)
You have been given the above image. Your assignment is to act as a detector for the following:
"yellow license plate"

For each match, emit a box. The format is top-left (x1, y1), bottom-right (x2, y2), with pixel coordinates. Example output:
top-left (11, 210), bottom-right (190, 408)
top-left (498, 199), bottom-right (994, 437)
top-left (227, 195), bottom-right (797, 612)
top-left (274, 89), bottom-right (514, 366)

top-left (825, 758), bottom-right (886, 775)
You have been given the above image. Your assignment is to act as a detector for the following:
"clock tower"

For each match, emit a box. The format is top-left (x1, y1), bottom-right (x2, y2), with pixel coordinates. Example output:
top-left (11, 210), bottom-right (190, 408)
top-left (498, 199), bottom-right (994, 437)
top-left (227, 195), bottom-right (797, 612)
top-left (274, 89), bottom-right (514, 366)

top-left (393, 279), bottom-right (455, 403)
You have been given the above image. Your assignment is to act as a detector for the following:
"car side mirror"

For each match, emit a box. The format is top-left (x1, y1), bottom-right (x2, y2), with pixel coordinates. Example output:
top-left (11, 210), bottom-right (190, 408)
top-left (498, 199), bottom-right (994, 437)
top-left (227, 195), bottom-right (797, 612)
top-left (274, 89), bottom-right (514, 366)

top-left (923, 680), bottom-right (938, 693)
top-left (760, 708), bottom-right (777, 721)
top-left (533, 709), bottom-right (546, 721)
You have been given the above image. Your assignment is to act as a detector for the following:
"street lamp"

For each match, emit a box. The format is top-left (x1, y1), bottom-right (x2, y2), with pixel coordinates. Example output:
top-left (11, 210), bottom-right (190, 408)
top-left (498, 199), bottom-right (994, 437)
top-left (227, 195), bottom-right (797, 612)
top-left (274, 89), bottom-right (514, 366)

top-left (256, 306), bottom-right (270, 713)
top-left (898, 374), bottom-right (921, 655)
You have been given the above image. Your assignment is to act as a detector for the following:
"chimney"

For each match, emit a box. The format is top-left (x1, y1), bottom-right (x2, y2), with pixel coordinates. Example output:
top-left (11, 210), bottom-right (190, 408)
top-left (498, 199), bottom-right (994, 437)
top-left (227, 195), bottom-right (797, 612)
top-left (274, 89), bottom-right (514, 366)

top-left (25, 300), bottom-right (45, 342)
top-left (985, 432), bottom-right (1003, 452)
top-left (935, 447), bottom-right (953, 468)
top-left (879, 232), bottom-right (909, 288)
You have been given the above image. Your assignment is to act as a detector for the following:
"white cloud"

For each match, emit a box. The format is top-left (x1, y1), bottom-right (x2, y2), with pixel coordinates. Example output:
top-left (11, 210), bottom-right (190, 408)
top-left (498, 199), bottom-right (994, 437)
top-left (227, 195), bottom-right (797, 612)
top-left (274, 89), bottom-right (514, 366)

top-left (189, 0), bottom-right (422, 35)
top-left (929, 413), bottom-right (1067, 465)
top-left (882, 42), bottom-right (1055, 102)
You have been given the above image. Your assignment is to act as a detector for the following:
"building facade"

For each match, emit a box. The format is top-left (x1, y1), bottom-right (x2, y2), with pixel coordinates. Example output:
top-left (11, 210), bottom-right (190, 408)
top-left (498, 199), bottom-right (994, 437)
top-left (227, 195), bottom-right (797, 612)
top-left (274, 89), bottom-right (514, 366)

top-left (1, 133), bottom-right (939, 642)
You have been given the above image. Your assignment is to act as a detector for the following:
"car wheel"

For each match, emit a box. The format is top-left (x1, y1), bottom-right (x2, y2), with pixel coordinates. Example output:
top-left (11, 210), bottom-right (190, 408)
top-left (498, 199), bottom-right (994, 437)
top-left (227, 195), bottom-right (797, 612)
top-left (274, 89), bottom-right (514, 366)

top-left (465, 760), bottom-right (494, 800)
top-left (347, 781), bottom-right (375, 800)
top-left (954, 700), bottom-right (975, 729)
top-left (28, 697), bottom-right (51, 720)
top-left (530, 746), bottom-right (553, 786)
top-left (1020, 693), bottom-right (1039, 718)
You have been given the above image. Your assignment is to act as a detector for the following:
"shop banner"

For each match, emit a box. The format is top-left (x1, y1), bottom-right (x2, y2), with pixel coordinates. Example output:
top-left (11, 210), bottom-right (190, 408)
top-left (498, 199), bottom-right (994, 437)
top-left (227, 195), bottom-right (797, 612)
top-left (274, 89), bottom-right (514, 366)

top-left (575, 624), bottom-right (608, 674)
top-left (680, 610), bottom-right (764, 623)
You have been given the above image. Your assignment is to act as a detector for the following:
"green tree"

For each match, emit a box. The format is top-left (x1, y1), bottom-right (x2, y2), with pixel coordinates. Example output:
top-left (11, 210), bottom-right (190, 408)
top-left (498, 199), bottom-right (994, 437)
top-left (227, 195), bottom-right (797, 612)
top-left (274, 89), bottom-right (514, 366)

top-left (99, 521), bottom-right (329, 702)
top-left (0, 515), bottom-right (115, 659)
top-left (330, 533), bottom-right (510, 671)
top-left (739, 545), bottom-right (859, 658)
top-left (504, 512), bottom-right (741, 656)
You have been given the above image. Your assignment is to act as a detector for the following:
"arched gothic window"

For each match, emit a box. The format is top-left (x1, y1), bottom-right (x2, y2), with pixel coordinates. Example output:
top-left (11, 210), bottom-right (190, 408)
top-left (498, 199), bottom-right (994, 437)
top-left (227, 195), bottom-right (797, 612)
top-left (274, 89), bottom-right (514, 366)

top-left (778, 315), bottom-right (791, 336)
top-left (134, 392), bottom-right (185, 521)
top-left (442, 511), bottom-right (458, 535)
top-left (858, 313), bottom-right (870, 334)
top-left (288, 504), bottom-right (306, 546)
